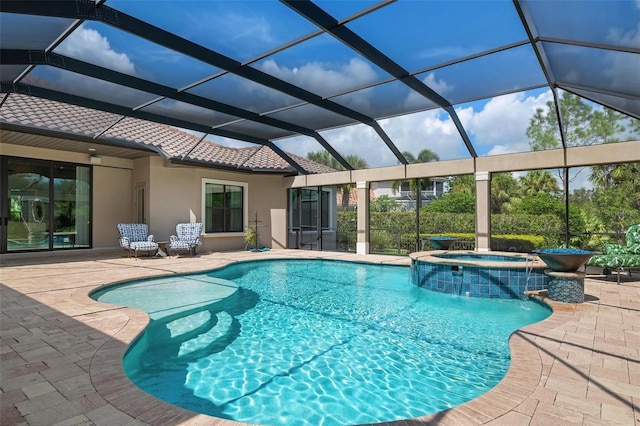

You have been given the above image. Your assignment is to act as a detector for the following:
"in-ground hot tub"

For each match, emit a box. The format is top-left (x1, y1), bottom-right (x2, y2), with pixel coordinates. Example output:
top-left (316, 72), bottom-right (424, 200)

top-left (409, 250), bottom-right (549, 299)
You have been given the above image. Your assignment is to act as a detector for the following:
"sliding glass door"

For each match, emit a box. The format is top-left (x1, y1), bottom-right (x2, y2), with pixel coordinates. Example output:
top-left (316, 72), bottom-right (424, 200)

top-left (2, 156), bottom-right (91, 253)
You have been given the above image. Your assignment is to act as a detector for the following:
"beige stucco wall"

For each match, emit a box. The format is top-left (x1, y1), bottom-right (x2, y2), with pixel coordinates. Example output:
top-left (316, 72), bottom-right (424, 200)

top-left (92, 166), bottom-right (132, 248)
top-left (141, 158), bottom-right (288, 252)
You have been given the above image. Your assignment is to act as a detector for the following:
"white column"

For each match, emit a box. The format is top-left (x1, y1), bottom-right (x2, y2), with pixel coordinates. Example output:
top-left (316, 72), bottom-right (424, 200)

top-left (475, 171), bottom-right (491, 252)
top-left (356, 181), bottom-right (370, 255)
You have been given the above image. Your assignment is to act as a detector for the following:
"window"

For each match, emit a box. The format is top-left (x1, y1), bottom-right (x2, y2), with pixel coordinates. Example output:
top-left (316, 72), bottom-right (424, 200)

top-left (202, 179), bottom-right (247, 233)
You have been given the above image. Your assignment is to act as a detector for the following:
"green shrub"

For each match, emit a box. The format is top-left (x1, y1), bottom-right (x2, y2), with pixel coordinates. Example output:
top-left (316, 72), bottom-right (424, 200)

top-left (490, 234), bottom-right (545, 252)
top-left (337, 211), bottom-right (567, 253)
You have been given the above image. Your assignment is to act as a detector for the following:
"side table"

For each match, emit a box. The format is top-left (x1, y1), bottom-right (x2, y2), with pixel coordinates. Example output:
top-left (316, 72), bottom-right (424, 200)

top-left (156, 241), bottom-right (169, 257)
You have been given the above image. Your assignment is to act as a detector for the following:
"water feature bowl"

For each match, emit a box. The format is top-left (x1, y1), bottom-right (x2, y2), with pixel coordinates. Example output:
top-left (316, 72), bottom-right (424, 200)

top-left (429, 236), bottom-right (457, 250)
top-left (534, 248), bottom-right (594, 272)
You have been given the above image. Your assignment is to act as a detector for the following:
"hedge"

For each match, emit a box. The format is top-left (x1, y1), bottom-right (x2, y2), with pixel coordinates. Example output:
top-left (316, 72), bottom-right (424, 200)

top-left (337, 211), bottom-right (564, 253)
top-left (339, 211), bottom-right (563, 233)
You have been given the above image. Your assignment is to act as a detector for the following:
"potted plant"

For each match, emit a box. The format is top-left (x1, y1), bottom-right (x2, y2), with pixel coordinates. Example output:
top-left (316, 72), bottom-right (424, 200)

top-left (244, 225), bottom-right (258, 251)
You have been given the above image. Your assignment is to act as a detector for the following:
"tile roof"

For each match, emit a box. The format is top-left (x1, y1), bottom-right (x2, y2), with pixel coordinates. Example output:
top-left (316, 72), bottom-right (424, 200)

top-left (0, 93), bottom-right (336, 174)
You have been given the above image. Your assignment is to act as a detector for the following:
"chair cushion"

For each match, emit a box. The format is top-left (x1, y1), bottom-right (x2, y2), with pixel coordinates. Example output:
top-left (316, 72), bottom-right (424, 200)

top-left (117, 223), bottom-right (151, 243)
top-left (130, 241), bottom-right (158, 252)
top-left (170, 241), bottom-right (192, 250)
top-left (603, 244), bottom-right (627, 255)
top-left (626, 224), bottom-right (640, 247)
top-left (627, 243), bottom-right (640, 255)
top-left (588, 253), bottom-right (640, 268)
top-left (170, 223), bottom-right (203, 250)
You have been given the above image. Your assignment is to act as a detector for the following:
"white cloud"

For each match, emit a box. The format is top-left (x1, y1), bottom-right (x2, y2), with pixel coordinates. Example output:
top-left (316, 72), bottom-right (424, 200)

top-left (404, 72), bottom-right (453, 109)
top-left (380, 110), bottom-right (465, 161)
top-left (274, 135), bottom-right (330, 158)
top-left (458, 91), bottom-right (552, 154)
top-left (185, 9), bottom-right (275, 53)
top-left (206, 135), bottom-right (257, 149)
top-left (320, 124), bottom-right (396, 168)
top-left (56, 26), bottom-right (136, 75)
top-left (219, 14), bottom-right (274, 45)
top-left (416, 46), bottom-right (476, 60)
top-left (485, 144), bottom-right (518, 156)
top-left (421, 72), bottom-right (453, 97)
top-left (275, 89), bottom-right (556, 167)
top-left (605, 22), bottom-right (640, 93)
top-left (258, 57), bottom-right (379, 96)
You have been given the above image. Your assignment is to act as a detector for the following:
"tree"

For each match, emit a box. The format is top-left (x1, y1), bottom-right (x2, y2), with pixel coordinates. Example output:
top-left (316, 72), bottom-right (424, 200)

top-left (588, 109), bottom-right (626, 145)
top-left (423, 191), bottom-right (475, 214)
top-left (589, 161), bottom-right (640, 234)
top-left (490, 173), bottom-right (519, 214)
top-left (307, 150), bottom-right (342, 170)
top-left (447, 174), bottom-right (475, 194)
top-left (391, 149), bottom-right (440, 204)
top-left (526, 93), bottom-right (629, 189)
top-left (306, 150), bottom-right (368, 211)
top-left (518, 170), bottom-right (561, 196)
top-left (524, 93), bottom-right (636, 244)
top-left (370, 195), bottom-right (401, 212)
top-left (514, 192), bottom-right (563, 217)
top-left (526, 92), bottom-right (596, 150)
top-left (339, 154), bottom-right (368, 211)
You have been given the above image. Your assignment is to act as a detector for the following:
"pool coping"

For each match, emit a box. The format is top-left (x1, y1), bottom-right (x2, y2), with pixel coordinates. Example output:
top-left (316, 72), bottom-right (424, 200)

top-left (1, 249), bottom-right (638, 425)
top-left (409, 250), bottom-right (548, 270)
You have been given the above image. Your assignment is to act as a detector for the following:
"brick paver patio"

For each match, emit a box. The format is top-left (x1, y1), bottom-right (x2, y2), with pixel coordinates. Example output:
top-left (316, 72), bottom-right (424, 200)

top-left (1, 250), bottom-right (638, 425)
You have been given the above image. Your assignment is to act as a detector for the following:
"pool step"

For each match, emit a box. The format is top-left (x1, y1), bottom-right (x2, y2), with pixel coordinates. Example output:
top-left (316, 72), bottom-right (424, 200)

top-left (165, 311), bottom-right (212, 340)
top-left (178, 311), bottom-right (234, 357)
top-left (144, 310), bottom-right (214, 346)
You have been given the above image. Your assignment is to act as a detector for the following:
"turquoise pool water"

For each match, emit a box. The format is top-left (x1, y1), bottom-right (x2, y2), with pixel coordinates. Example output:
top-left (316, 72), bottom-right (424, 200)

top-left (92, 259), bottom-right (551, 425)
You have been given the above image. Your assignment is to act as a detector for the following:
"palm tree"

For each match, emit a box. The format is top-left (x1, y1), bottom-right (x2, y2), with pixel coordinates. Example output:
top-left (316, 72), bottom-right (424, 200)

top-left (491, 172), bottom-right (518, 214)
top-left (339, 154), bottom-right (368, 211)
top-left (448, 174), bottom-right (475, 194)
top-left (306, 150), bottom-right (368, 211)
top-left (306, 150), bottom-right (341, 170)
top-left (519, 170), bottom-right (561, 196)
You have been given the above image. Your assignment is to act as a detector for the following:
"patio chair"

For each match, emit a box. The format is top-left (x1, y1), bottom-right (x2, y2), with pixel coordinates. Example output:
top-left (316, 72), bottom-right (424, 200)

top-left (587, 224), bottom-right (640, 283)
top-left (117, 223), bottom-right (159, 258)
top-left (169, 222), bottom-right (203, 256)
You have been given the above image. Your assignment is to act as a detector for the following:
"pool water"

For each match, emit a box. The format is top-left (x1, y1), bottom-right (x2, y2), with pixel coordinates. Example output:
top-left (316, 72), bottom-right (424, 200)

top-left (93, 259), bottom-right (550, 425)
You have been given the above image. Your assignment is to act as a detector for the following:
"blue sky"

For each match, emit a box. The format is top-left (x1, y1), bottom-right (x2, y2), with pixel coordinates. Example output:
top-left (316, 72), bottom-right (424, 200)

top-left (43, 0), bottom-right (640, 170)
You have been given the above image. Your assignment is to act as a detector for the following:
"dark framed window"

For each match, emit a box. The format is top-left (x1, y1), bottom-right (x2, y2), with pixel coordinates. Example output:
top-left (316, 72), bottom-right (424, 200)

top-left (203, 180), bottom-right (246, 233)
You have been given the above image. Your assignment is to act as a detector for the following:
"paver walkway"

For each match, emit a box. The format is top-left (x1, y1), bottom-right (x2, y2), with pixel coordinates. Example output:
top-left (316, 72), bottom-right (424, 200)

top-left (1, 250), bottom-right (639, 425)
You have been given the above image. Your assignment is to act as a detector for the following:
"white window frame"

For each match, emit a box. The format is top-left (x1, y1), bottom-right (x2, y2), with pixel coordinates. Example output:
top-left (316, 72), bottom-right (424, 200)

top-left (201, 178), bottom-right (248, 236)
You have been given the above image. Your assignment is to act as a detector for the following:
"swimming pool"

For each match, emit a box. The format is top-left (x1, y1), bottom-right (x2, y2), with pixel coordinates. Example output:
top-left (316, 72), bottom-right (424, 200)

top-left (91, 259), bottom-right (551, 425)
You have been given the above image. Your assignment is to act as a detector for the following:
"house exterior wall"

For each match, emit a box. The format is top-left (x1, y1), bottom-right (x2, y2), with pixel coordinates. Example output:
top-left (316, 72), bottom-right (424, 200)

top-left (140, 156), bottom-right (288, 252)
top-left (1, 144), bottom-right (290, 253)
top-left (93, 166), bottom-right (132, 248)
